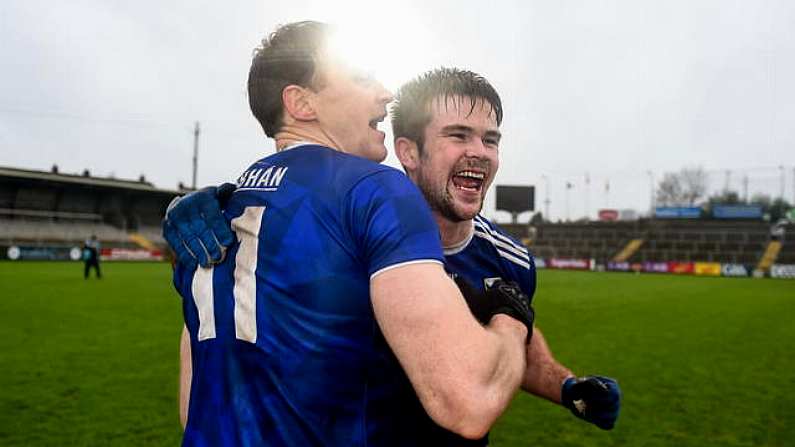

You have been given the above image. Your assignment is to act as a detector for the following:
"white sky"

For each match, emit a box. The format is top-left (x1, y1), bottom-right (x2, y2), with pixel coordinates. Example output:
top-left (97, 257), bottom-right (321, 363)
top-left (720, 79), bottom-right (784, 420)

top-left (1, 0), bottom-right (794, 222)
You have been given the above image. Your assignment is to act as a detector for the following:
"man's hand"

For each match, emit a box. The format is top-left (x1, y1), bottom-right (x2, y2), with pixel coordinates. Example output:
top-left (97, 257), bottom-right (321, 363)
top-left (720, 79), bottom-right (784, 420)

top-left (454, 277), bottom-right (535, 343)
top-left (561, 375), bottom-right (621, 430)
top-left (162, 183), bottom-right (236, 268)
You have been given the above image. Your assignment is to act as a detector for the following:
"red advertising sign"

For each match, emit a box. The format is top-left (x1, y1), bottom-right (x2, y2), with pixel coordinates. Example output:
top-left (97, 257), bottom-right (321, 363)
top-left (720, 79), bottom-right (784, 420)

top-left (549, 258), bottom-right (590, 270)
top-left (598, 209), bottom-right (619, 221)
top-left (100, 248), bottom-right (163, 261)
top-left (668, 262), bottom-right (694, 274)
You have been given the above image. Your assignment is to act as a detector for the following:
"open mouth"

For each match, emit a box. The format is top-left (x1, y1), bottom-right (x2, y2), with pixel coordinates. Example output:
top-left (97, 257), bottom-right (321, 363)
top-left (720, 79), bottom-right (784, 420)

top-left (451, 170), bottom-right (485, 192)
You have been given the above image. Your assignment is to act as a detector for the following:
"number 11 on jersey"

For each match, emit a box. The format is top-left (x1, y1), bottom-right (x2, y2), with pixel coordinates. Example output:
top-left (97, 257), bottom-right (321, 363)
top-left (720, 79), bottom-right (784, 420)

top-left (190, 206), bottom-right (265, 344)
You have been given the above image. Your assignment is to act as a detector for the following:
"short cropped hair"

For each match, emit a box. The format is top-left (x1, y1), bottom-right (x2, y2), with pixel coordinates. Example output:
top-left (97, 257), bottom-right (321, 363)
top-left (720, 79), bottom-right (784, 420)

top-left (391, 68), bottom-right (503, 151)
top-left (248, 21), bottom-right (331, 137)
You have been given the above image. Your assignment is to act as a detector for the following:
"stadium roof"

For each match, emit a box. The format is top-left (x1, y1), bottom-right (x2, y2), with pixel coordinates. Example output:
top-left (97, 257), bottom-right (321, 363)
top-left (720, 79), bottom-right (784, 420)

top-left (0, 166), bottom-right (185, 195)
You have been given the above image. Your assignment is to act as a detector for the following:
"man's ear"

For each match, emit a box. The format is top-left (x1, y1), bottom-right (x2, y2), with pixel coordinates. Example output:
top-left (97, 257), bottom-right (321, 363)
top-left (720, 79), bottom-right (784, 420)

top-left (282, 85), bottom-right (316, 122)
top-left (395, 137), bottom-right (420, 172)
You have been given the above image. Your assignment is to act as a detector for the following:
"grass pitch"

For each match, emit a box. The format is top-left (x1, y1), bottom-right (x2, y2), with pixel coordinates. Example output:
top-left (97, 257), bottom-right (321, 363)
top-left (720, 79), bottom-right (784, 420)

top-left (0, 262), bottom-right (793, 446)
top-left (0, 262), bottom-right (183, 446)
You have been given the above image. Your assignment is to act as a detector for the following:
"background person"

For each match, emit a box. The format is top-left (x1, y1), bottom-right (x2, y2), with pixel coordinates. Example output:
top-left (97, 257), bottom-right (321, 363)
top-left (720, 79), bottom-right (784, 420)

top-left (83, 234), bottom-right (101, 279)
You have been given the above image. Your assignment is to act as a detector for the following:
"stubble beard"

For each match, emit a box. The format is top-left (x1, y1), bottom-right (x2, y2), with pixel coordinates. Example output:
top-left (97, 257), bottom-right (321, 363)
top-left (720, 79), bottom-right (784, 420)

top-left (416, 170), bottom-right (482, 223)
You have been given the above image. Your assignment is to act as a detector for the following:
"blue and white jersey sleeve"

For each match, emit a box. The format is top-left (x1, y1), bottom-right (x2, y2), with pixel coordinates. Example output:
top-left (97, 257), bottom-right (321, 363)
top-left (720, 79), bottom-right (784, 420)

top-left (472, 215), bottom-right (536, 297)
top-left (347, 169), bottom-right (445, 278)
top-left (444, 215), bottom-right (536, 302)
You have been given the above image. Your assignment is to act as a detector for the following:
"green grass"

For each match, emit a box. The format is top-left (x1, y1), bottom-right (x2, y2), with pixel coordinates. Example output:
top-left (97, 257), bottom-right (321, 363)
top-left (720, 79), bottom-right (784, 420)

top-left (492, 270), bottom-right (795, 447)
top-left (0, 262), bottom-right (183, 446)
top-left (0, 263), bottom-right (793, 446)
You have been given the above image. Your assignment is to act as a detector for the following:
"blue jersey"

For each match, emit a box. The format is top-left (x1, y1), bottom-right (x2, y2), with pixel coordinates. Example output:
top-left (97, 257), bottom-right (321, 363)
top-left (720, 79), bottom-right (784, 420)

top-left (173, 144), bottom-right (445, 446)
top-left (425, 214), bottom-right (536, 446)
top-left (445, 215), bottom-right (535, 297)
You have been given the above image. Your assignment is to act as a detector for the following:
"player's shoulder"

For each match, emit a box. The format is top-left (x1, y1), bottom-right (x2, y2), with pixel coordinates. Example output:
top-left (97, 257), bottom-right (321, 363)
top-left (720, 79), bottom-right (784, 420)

top-left (472, 215), bottom-right (533, 271)
top-left (302, 147), bottom-right (416, 199)
top-left (234, 143), bottom-right (403, 193)
top-left (472, 215), bottom-right (526, 249)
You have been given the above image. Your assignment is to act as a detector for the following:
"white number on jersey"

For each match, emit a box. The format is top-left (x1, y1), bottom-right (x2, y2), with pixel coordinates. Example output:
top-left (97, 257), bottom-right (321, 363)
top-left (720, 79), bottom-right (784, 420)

top-left (190, 206), bottom-right (265, 343)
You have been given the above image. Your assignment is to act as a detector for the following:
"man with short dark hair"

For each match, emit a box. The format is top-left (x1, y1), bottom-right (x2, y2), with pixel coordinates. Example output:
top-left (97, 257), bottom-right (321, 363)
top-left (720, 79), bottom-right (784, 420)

top-left (392, 68), bottom-right (620, 443)
top-left (167, 21), bottom-right (531, 446)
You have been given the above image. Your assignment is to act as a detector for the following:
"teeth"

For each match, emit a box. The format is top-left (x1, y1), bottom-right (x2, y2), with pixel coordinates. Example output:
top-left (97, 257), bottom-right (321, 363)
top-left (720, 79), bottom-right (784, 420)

top-left (457, 171), bottom-right (485, 180)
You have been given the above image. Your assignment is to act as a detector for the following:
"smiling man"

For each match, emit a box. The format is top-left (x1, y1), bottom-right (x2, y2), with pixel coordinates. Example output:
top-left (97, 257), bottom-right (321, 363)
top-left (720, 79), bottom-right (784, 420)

top-left (392, 69), bottom-right (621, 444)
top-left (169, 22), bottom-right (532, 446)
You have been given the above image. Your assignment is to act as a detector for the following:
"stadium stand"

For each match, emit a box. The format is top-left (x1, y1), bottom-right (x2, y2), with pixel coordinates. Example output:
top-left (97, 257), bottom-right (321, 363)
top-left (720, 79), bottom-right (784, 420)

top-left (503, 221), bottom-right (639, 263)
top-left (613, 239), bottom-right (643, 262)
top-left (0, 166), bottom-right (184, 257)
top-left (503, 218), bottom-right (788, 267)
top-left (0, 217), bottom-right (129, 245)
top-left (776, 223), bottom-right (795, 264)
top-left (635, 220), bottom-right (770, 264)
top-left (756, 241), bottom-right (782, 271)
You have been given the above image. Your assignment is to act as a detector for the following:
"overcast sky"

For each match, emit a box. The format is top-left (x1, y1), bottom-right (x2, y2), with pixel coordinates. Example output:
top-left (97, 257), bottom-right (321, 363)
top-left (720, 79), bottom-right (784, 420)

top-left (2, 0), bottom-right (793, 221)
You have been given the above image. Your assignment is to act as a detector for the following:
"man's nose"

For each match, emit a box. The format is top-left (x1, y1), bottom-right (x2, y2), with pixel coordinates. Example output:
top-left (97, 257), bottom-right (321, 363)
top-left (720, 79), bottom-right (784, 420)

top-left (465, 138), bottom-right (489, 159)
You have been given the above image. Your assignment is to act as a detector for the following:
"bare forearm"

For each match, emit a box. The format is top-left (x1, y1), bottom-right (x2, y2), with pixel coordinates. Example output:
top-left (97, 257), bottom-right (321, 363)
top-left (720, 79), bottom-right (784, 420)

top-left (427, 314), bottom-right (527, 438)
top-left (179, 325), bottom-right (192, 429)
top-left (520, 328), bottom-right (573, 404)
top-left (372, 265), bottom-right (528, 438)
top-left (477, 315), bottom-right (529, 417)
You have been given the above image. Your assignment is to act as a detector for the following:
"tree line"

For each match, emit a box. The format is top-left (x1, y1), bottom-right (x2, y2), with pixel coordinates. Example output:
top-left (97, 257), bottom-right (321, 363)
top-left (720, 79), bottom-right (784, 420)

top-left (656, 167), bottom-right (792, 221)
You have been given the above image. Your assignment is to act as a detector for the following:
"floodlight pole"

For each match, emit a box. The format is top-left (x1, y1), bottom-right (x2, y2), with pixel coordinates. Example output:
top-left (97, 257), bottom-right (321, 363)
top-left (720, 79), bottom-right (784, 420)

top-left (780, 165), bottom-right (785, 203)
top-left (192, 121), bottom-right (200, 190)
top-left (542, 175), bottom-right (550, 221)
top-left (584, 172), bottom-right (590, 221)
top-left (647, 170), bottom-right (655, 217)
top-left (565, 182), bottom-right (572, 222)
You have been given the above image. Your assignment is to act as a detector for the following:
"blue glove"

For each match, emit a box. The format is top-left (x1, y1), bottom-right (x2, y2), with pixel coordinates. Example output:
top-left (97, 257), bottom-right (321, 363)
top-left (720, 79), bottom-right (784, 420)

top-left (162, 183), bottom-right (236, 268)
top-left (561, 375), bottom-right (621, 430)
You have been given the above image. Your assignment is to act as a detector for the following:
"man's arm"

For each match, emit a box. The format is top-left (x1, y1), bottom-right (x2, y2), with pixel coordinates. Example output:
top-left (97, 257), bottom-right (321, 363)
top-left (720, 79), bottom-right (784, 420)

top-left (371, 262), bottom-right (527, 440)
top-left (522, 327), bottom-right (622, 430)
top-left (521, 327), bottom-right (573, 403)
top-left (179, 325), bottom-right (192, 430)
